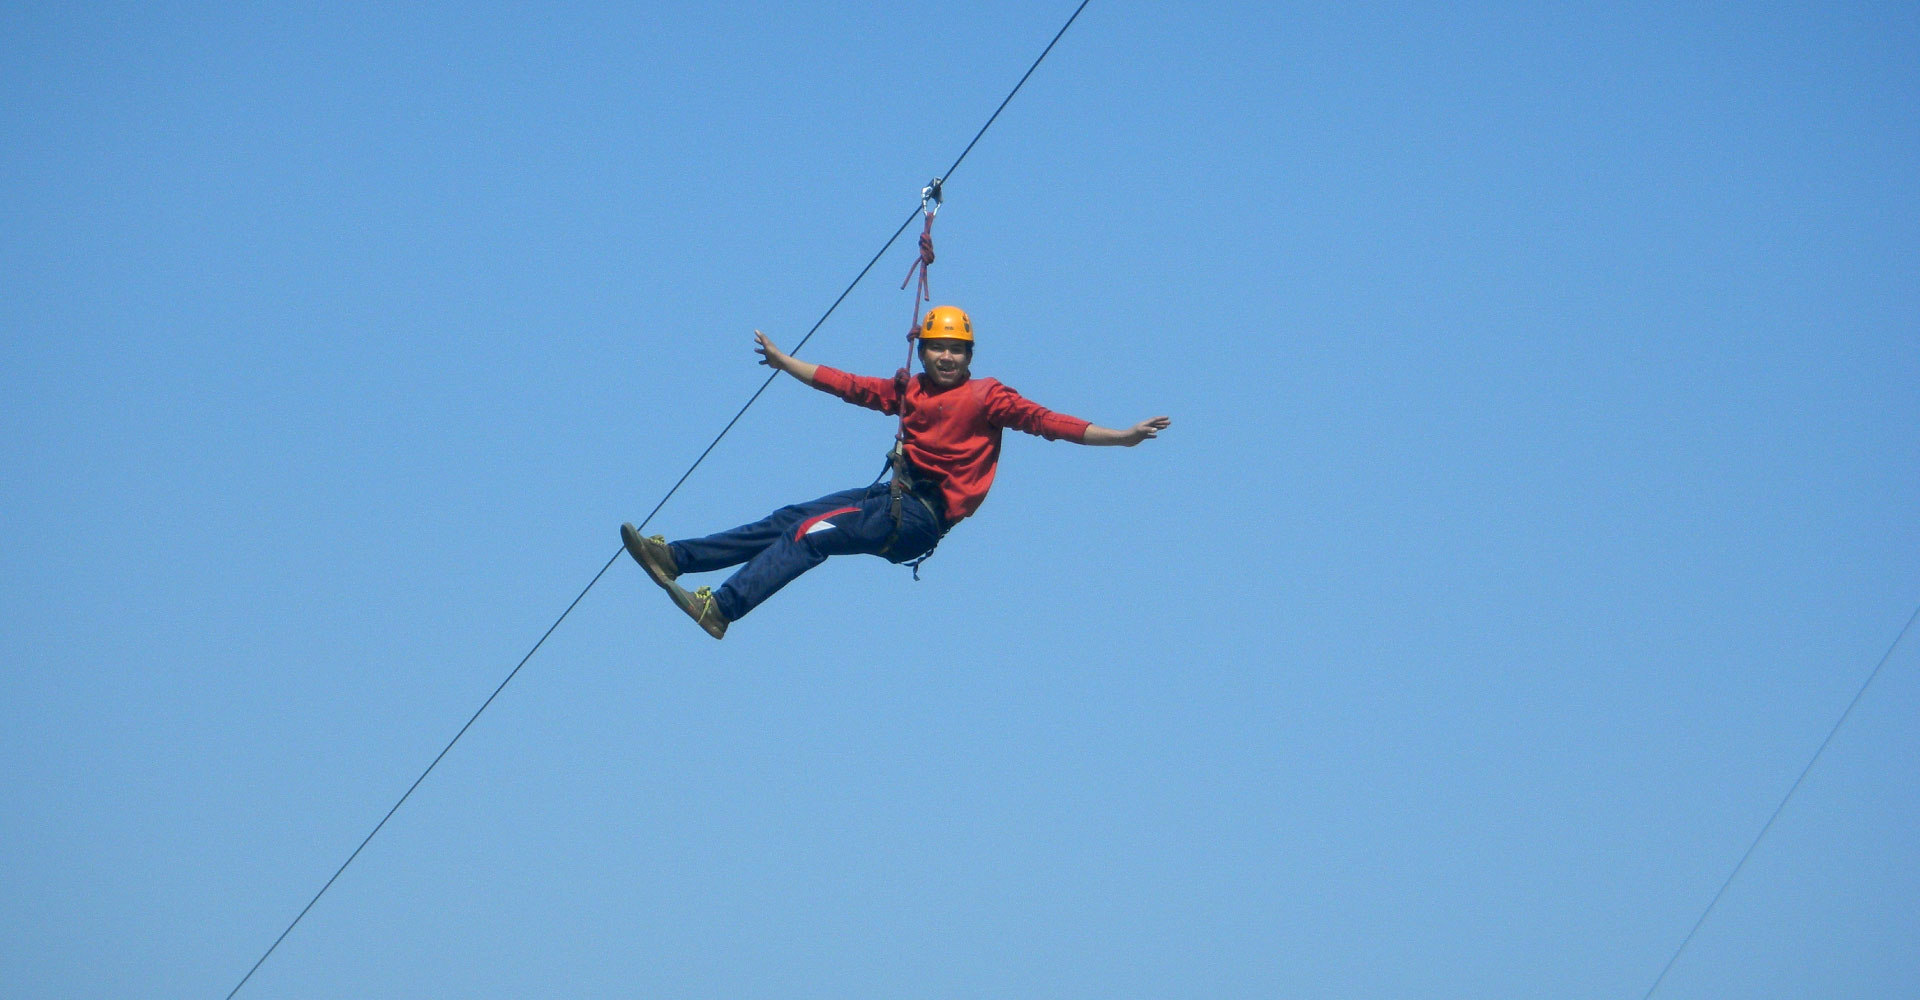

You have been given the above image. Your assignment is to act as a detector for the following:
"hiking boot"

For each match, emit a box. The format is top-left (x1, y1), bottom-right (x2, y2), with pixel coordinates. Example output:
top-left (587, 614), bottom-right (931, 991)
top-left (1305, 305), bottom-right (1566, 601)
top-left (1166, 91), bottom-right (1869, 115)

top-left (668, 583), bottom-right (728, 640)
top-left (621, 523), bottom-right (679, 590)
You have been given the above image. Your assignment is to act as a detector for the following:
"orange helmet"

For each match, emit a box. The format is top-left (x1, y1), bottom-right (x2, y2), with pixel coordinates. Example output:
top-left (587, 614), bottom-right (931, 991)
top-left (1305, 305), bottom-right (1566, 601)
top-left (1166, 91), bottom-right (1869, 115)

top-left (921, 305), bottom-right (973, 342)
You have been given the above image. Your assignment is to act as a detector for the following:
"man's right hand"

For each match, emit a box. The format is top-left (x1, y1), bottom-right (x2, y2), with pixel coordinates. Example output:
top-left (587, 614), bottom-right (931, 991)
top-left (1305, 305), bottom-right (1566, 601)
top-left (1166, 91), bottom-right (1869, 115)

top-left (753, 330), bottom-right (788, 369)
top-left (753, 330), bottom-right (818, 385)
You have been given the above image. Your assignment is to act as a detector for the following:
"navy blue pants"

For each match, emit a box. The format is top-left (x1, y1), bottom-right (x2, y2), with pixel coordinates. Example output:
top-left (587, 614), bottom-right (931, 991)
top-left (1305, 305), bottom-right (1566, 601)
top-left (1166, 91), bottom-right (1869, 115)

top-left (668, 482), bottom-right (946, 622)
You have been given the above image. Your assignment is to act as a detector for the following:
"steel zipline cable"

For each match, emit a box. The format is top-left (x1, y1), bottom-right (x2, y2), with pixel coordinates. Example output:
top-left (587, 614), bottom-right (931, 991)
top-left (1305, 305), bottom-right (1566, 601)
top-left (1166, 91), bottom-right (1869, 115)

top-left (222, 3), bottom-right (1094, 997)
top-left (1640, 601), bottom-right (1920, 998)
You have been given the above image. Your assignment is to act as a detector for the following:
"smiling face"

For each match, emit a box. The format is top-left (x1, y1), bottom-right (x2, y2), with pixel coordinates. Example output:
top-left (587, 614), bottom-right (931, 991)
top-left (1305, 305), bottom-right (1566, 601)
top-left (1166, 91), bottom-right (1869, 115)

top-left (918, 337), bottom-right (973, 389)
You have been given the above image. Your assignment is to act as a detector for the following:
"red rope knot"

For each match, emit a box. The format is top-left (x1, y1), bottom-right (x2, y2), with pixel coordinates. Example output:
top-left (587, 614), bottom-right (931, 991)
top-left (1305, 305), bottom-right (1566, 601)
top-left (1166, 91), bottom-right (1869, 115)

top-left (900, 209), bottom-right (936, 302)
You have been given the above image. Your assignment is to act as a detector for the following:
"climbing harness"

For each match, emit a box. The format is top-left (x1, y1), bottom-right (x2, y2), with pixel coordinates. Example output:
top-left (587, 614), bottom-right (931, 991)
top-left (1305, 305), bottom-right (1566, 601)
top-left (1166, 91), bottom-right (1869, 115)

top-left (874, 444), bottom-right (947, 578)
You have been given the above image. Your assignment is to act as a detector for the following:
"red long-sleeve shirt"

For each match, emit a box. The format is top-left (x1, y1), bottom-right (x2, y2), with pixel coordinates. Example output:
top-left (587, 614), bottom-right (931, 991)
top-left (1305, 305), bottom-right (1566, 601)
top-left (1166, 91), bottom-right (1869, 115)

top-left (810, 366), bottom-right (1092, 522)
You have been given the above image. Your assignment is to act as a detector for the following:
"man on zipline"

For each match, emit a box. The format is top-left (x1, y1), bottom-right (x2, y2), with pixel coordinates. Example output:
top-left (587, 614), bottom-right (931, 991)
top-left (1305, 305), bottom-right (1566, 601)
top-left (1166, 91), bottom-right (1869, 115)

top-left (621, 305), bottom-right (1171, 638)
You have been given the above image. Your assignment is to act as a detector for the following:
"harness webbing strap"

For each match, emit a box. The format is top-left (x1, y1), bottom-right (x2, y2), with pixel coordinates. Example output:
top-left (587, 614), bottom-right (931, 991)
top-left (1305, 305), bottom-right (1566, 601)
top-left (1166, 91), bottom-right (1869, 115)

top-left (876, 447), bottom-right (947, 579)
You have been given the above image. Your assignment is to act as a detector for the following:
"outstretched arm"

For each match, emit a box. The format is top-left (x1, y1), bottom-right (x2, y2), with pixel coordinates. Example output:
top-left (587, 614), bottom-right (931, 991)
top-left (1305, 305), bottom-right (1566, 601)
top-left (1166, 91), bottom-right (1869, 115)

top-left (754, 330), bottom-right (819, 385)
top-left (1080, 416), bottom-right (1172, 447)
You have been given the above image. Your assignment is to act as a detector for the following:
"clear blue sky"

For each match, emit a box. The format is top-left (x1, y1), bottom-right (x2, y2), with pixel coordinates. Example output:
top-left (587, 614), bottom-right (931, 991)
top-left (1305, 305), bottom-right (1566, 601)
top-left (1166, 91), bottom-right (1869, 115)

top-left (4, 2), bottom-right (1916, 997)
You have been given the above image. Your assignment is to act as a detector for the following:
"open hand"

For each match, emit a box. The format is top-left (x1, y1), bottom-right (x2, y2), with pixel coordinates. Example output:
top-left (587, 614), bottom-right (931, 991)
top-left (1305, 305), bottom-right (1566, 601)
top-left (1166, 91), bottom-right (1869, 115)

top-left (1124, 416), bottom-right (1172, 445)
top-left (753, 330), bottom-right (789, 370)
top-left (1084, 415), bottom-right (1172, 447)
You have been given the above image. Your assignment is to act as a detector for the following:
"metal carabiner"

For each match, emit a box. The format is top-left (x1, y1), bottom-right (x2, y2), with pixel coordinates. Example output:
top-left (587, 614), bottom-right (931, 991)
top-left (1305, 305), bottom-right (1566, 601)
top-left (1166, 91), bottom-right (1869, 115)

top-left (920, 177), bottom-right (944, 217)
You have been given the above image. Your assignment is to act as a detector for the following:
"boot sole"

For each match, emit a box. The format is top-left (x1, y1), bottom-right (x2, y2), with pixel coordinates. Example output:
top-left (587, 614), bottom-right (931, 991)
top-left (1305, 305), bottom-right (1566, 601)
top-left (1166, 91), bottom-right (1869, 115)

top-left (666, 583), bottom-right (727, 640)
top-left (621, 523), bottom-right (679, 592)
